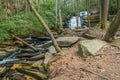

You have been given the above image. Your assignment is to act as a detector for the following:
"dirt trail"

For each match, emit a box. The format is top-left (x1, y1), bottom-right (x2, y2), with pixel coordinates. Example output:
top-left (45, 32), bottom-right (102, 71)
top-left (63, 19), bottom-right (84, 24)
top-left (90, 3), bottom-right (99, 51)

top-left (49, 42), bottom-right (120, 80)
top-left (0, 29), bottom-right (119, 80)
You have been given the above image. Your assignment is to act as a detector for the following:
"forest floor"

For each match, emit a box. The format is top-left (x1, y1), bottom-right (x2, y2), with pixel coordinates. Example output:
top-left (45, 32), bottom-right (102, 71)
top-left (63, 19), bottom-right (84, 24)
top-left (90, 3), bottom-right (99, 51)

top-left (48, 28), bottom-right (120, 80)
top-left (0, 28), bottom-right (120, 80)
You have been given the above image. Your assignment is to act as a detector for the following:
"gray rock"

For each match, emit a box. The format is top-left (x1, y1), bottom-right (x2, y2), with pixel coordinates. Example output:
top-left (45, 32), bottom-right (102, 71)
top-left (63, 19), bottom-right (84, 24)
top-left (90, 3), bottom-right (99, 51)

top-left (48, 46), bottom-right (57, 54)
top-left (44, 52), bottom-right (53, 64)
top-left (79, 39), bottom-right (107, 57)
top-left (56, 37), bottom-right (80, 47)
top-left (32, 60), bottom-right (43, 70)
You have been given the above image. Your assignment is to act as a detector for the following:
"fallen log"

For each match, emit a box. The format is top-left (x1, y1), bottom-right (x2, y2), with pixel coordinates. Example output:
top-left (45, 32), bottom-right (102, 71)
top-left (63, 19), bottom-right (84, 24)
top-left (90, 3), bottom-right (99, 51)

top-left (16, 68), bottom-right (47, 80)
top-left (11, 34), bottom-right (39, 52)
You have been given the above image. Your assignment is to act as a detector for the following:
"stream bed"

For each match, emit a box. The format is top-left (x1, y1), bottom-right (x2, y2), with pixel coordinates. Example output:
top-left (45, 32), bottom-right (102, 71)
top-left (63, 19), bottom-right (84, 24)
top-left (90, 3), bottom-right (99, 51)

top-left (0, 37), bottom-right (52, 80)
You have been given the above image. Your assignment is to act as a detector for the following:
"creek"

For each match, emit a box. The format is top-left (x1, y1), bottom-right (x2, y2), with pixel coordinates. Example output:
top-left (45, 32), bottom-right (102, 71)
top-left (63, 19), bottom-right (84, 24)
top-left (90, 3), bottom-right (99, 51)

top-left (0, 37), bottom-right (52, 80)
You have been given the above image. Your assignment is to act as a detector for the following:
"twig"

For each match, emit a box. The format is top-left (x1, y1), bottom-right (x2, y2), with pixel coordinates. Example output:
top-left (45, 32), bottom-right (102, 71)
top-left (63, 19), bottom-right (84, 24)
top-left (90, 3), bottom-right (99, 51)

top-left (80, 68), bottom-right (109, 80)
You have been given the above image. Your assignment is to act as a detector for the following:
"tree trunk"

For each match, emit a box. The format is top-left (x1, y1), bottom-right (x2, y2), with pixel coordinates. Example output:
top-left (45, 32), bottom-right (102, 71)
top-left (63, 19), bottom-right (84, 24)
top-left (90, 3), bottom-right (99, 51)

top-left (6, 0), bottom-right (12, 15)
top-left (55, 0), bottom-right (58, 27)
top-left (58, 0), bottom-right (63, 29)
top-left (0, 0), bottom-right (1, 7)
top-left (76, 0), bottom-right (79, 28)
top-left (117, 0), bottom-right (120, 10)
top-left (100, 0), bottom-right (109, 28)
top-left (103, 9), bottom-right (120, 42)
top-left (28, 0), bottom-right (61, 52)
top-left (86, 0), bottom-right (91, 27)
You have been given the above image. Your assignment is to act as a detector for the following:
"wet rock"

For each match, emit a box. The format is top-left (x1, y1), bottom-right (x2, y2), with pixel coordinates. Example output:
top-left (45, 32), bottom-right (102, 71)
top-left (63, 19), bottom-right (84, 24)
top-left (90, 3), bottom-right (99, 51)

top-left (30, 53), bottom-right (45, 61)
top-left (2, 41), bottom-right (13, 46)
top-left (79, 39), bottom-right (107, 57)
top-left (32, 60), bottom-right (43, 68)
top-left (0, 45), bottom-right (7, 48)
top-left (16, 68), bottom-right (47, 80)
top-left (20, 61), bottom-right (33, 65)
top-left (0, 51), bottom-right (7, 60)
top-left (0, 66), bottom-right (7, 75)
top-left (20, 49), bottom-right (34, 53)
top-left (32, 60), bottom-right (44, 72)
top-left (5, 48), bottom-right (17, 52)
top-left (35, 40), bottom-right (52, 48)
top-left (48, 46), bottom-right (57, 54)
top-left (16, 53), bottom-right (34, 58)
top-left (14, 41), bottom-right (24, 47)
top-left (56, 37), bottom-right (80, 47)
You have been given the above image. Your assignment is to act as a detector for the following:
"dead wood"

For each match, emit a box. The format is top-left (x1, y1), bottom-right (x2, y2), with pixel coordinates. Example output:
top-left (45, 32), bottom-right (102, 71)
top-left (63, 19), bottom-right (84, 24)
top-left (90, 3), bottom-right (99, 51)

top-left (11, 34), bottom-right (39, 52)
top-left (80, 68), bottom-right (109, 80)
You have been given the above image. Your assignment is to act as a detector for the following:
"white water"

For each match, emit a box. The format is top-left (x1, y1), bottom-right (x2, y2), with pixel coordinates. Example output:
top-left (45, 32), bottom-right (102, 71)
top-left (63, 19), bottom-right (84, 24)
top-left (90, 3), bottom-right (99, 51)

top-left (67, 11), bottom-right (89, 29)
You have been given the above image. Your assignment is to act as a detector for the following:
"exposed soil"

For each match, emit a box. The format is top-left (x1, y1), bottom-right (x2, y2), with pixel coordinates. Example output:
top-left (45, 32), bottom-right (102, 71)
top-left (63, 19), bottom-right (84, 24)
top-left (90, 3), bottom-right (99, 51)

top-left (48, 29), bottom-right (120, 80)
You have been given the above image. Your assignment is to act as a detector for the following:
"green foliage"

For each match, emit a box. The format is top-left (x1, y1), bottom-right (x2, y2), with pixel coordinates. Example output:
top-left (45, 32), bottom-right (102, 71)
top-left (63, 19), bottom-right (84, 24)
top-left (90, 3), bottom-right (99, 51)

top-left (0, 0), bottom-right (56, 43)
top-left (109, 1), bottom-right (117, 15)
top-left (0, 7), bottom-right (30, 42)
top-left (0, 29), bottom-right (9, 43)
top-left (108, 15), bottom-right (116, 22)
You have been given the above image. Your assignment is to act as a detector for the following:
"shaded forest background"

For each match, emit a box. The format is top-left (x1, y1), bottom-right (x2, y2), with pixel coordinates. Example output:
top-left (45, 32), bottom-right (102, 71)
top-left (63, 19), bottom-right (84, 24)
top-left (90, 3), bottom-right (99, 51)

top-left (0, 0), bottom-right (119, 42)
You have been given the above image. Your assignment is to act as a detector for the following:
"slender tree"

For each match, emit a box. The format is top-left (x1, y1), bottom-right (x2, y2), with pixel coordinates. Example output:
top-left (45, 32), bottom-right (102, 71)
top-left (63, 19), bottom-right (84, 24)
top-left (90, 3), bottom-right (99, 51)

top-left (58, 0), bottom-right (63, 29)
top-left (0, 0), bottom-right (1, 7)
top-left (28, 0), bottom-right (61, 52)
top-left (55, 0), bottom-right (58, 28)
top-left (117, 0), bottom-right (120, 10)
top-left (86, 0), bottom-right (91, 27)
top-left (76, 0), bottom-right (79, 28)
top-left (100, 0), bottom-right (109, 28)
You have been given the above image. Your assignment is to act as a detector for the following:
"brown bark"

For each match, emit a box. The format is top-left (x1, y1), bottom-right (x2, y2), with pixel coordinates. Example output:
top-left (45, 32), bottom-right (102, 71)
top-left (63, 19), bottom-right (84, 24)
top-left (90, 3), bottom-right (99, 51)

top-left (55, 0), bottom-right (58, 28)
top-left (5, 0), bottom-right (12, 15)
top-left (100, 0), bottom-right (109, 28)
top-left (11, 34), bottom-right (39, 52)
top-left (76, 0), bottom-right (79, 28)
top-left (28, 0), bottom-right (61, 52)
top-left (58, 0), bottom-right (63, 29)
top-left (104, 9), bottom-right (120, 42)
top-left (0, 0), bottom-right (1, 7)
top-left (117, 0), bottom-right (120, 10)
top-left (86, 0), bottom-right (91, 27)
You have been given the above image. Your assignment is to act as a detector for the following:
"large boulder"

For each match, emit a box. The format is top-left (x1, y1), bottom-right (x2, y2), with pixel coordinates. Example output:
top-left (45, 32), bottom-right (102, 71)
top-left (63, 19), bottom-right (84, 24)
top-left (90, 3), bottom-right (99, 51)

top-left (56, 37), bottom-right (80, 47)
top-left (79, 39), bottom-right (108, 57)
